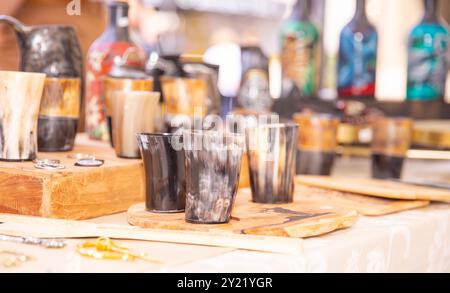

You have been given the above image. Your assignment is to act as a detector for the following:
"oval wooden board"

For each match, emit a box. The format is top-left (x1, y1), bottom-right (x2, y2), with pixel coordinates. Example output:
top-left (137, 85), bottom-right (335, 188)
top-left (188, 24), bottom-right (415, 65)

top-left (128, 191), bottom-right (358, 239)
top-left (296, 176), bottom-right (450, 203)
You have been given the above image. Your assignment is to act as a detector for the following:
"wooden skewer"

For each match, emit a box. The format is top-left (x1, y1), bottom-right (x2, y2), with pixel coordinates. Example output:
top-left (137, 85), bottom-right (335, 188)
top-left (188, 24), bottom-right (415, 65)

top-left (0, 214), bottom-right (303, 255)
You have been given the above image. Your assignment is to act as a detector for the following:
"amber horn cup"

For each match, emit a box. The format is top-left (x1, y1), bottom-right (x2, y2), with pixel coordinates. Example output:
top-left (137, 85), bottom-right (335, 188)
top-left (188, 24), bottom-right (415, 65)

top-left (371, 117), bottom-right (413, 179)
top-left (0, 71), bottom-right (46, 161)
top-left (110, 91), bottom-right (161, 159)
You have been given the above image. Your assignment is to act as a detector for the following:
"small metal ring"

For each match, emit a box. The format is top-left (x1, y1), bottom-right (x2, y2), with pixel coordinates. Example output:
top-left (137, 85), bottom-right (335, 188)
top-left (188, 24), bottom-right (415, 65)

top-left (33, 159), bottom-right (61, 165)
top-left (34, 163), bottom-right (66, 170)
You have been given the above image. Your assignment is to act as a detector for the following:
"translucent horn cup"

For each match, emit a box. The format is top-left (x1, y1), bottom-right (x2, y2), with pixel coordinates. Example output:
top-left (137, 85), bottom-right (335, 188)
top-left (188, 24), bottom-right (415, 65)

top-left (246, 123), bottom-right (299, 204)
top-left (110, 91), bottom-right (160, 158)
top-left (371, 117), bottom-right (413, 179)
top-left (0, 71), bottom-right (46, 161)
top-left (183, 130), bottom-right (245, 224)
top-left (293, 113), bottom-right (340, 176)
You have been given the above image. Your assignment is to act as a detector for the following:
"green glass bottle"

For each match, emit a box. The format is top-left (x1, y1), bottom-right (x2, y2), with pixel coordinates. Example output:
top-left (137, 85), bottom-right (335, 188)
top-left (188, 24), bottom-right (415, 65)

top-left (406, 0), bottom-right (449, 101)
top-left (280, 0), bottom-right (319, 98)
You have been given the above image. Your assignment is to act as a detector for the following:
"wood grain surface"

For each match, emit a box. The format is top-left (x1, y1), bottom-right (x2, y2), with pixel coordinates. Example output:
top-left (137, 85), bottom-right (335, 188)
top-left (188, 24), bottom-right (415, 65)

top-left (296, 175), bottom-right (450, 203)
top-left (0, 141), bottom-right (145, 219)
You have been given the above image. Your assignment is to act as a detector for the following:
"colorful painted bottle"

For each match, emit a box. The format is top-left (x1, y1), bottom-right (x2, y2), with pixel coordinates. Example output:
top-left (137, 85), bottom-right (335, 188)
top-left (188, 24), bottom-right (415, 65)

top-left (407, 0), bottom-right (449, 101)
top-left (280, 0), bottom-right (319, 98)
top-left (337, 0), bottom-right (378, 100)
top-left (86, 1), bottom-right (146, 141)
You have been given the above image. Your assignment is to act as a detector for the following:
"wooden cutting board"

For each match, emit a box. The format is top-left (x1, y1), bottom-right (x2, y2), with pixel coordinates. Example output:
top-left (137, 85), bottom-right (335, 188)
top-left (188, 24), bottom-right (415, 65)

top-left (128, 191), bottom-right (358, 238)
top-left (293, 185), bottom-right (429, 216)
top-left (296, 176), bottom-right (450, 203)
top-left (0, 138), bottom-right (144, 220)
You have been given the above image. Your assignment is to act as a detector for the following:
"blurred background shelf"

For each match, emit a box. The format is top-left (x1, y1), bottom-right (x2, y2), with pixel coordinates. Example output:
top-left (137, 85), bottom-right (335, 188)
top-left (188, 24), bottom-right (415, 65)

top-left (143, 0), bottom-right (290, 19)
top-left (337, 146), bottom-right (450, 160)
top-left (0, 0), bottom-right (449, 136)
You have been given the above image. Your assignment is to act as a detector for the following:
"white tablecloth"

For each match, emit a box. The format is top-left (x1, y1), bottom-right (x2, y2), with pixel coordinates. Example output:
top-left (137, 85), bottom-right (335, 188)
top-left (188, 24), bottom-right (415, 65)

top-left (166, 157), bottom-right (450, 273)
top-left (166, 203), bottom-right (450, 273)
top-left (1, 157), bottom-right (449, 273)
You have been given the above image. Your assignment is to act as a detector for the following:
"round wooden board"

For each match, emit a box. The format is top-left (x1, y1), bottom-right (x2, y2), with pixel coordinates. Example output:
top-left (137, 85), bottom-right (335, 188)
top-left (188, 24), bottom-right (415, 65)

top-left (128, 191), bottom-right (359, 238)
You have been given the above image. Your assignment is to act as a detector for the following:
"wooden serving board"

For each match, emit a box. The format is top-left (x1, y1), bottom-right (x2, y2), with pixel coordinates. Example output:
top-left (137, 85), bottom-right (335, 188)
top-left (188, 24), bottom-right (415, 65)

top-left (0, 138), bottom-right (144, 220)
top-left (294, 185), bottom-right (429, 216)
top-left (128, 191), bottom-right (358, 238)
top-left (296, 176), bottom-right (450, 203)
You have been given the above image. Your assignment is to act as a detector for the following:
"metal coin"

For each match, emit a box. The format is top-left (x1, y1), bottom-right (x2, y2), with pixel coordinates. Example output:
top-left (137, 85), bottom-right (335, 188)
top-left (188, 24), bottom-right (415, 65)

top-left (75, 158), bottom-right (105, 167)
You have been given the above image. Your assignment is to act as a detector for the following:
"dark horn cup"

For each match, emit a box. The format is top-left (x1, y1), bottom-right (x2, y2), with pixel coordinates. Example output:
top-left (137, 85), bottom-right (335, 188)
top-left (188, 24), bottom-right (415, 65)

top-left (137, 133), bottom-right (186, 213)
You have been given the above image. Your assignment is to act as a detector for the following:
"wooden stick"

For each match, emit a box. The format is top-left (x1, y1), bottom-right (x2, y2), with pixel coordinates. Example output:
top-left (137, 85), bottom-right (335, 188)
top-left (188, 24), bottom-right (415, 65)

top-left (0, 214), bottom-right (303, 255)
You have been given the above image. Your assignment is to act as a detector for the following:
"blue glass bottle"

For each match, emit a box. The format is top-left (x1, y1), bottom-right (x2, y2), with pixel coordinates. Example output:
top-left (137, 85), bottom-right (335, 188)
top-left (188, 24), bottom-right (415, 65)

top-left (407, 0), bottom-right (449, 101)
top-left (337, 0), bottom-right (378, 100)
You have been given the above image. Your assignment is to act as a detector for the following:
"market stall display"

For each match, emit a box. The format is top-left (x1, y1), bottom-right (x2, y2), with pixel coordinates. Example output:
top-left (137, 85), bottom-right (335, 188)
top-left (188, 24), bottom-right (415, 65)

top-left (0, 0), bottom-right (449, 275)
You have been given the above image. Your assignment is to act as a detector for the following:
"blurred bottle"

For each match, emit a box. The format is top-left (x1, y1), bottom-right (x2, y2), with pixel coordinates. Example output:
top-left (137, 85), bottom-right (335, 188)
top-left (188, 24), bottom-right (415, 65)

top-left (237, 46), bottom-right (273, 112)
top-left (86, 1), bottom-right (146, 141)
top-left (337, 0), bottom-right (378, 100)
top-left (406, 0), bottom-right (449, 102)
top-left (280, 0), bottom-right (319, 98)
